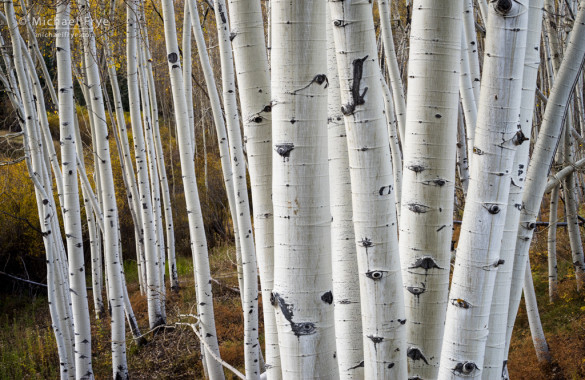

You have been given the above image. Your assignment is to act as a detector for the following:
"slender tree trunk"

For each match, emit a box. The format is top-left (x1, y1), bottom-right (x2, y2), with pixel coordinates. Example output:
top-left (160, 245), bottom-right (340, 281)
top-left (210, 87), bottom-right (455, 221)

top-left (212, 1), bottom-right (260, 376)
top-left (326, 8), bottom-right (363, 378)
top-left (524, 257), bottom-right (552, 363)
top-left (329, 0), bottom-right (407, 377)
top-left (159, 0), bottom-right (225, 377)
top-left (482, 1), bottom-right (544, 377)
top-left (377, 0), bottom-right (407, 143)
top-left (127, 0), bottom-right (163, 329)
top-left (548, 185), bottom-right (560, 302)
top-left (77, 0), bottom-right (129, 375)
top-left (56, 1), bottom-right (93, 376)
top-left (507, 3), bottom-right (585, 361)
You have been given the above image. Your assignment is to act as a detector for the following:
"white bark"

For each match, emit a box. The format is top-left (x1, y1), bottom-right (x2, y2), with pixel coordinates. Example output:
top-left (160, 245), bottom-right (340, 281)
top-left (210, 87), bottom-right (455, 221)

top-left (438, 1), bottom-right (529, 378)
top-left (226, 0), bottom-right (279, 375)
top-left (506, 3), bottom-right (585, 361)
top-left (272, 1), bottom-right (337, 377)
top-left (329, 0), bottom-right (406, 377)
top-left (159, 0), bottom-right (225, 378)
top-left (548, 185), bottom-right (560, 302)
top-left (56, 1), bottom-right (93, 376)
top-left (77, 0), bottom-right (129, 375)
top-left (137, 7), bottom-right (178, 291)
top-left (213, 1), bottom-right (260, 376)
top-left (326, 9), bottom-right (363, 378)
top-left (524, 258), bottom-right (552, 363)
top-left (482, 1), bottom-right (544, 377)
top-left (377, 0), bottom-right (407, 142)
top-left (127, 0), bottom-right (164, 328)
top-left (400, 2), bottom-right (461, 379)
top-left (3, 5), bottom-right (73, 377)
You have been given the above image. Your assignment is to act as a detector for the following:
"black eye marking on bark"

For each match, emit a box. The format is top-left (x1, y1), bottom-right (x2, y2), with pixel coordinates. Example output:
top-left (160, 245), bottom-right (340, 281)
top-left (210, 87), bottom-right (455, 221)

top-left (473, 146), bottom-right (484, 155)
top-left (388, 363), bottom-right (395, 369)
top-left (512, 129), bottom-right (528, 145)
top-left (406, 164), bottom-right (425, 173)
top-left (453, 361), bottom-right (479, 376)
top-left (407, 347), bottom-right (429, 365)
top-left (379, 185), bottom-right (393, 195)
top-left (229, 32), bottom-right (237, 41)
top-left (360, 237), bottom-right (373, 248)
top-left (289, 74), bottom-right (329, 95)
top-left (367, 335), bottom-right (384, 344)
top-left (271, 292), bottom-right (316, 337)
top-left (275, 143), bottom-right (294, 160)
top-left (485, 204), bottom-right (501, 214)
top-left (451, 298), bottom-right (472, 309)
top-left (408, 203), bottom-right (430, 214)
top-left (321, 291), bottom-right (333, 304)
top-left (168, 52), bottom-right (178, 63)
top-left (409, 256), bottom-right (442, 270)
top-left (366, 270), bottom-right (386, 280)
top-left (341, 56), bottom-right (369, 116)
top-left (333, 19), bottom-right (349, 27)
top-left (407, 283), bottom-right (426, 296)
top-left (494, 0), bottom-right (513, 14)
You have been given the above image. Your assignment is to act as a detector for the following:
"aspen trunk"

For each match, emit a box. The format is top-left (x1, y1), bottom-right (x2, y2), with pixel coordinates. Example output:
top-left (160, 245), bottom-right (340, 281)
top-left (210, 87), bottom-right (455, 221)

top-left (438, 2), bottom-right (529, 378)
top-left (271, 1), bottom-right (337, 377)
top-left (329, 0), bottom-right (407, 377)
top-left (399, 2), bottom-right (461, 379)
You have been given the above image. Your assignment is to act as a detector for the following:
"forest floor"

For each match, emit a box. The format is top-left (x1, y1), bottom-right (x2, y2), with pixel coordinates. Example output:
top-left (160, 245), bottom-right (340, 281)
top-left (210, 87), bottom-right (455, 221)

top-left (1, 236), bottom-right (585, 379)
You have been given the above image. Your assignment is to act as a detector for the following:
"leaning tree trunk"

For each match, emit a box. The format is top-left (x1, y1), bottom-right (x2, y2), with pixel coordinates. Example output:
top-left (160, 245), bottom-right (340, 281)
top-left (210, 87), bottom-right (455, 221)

top-left (438, 1), bottom-right (529, 379)
top-left (271, 1), bottom-right (337, 378)
top-left (506, 2), bottom-right (585, 361)
top-left (56, 0), bottom-right (93, 376)
top-left (482, 1), bottom-right (544, 377)
top-left (159, 0), bottom-right (225, 378)
top-left (548, 184), bottom-right (560, 302)
top-left (399, 1), bottom-right (462, 379)
top-left (329, 0), bottom-right (407, 377)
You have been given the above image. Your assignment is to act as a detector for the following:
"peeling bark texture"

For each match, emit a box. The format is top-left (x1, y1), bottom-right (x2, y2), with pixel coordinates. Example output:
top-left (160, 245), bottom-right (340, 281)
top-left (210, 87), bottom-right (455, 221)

top-left (438, 1), bottom-right (529, 379)
top-left (226, 0), bottom-right (280, 376)
top-left (272, 1), bottom-right (337, 377)
top-left (482, 1), bottom-right (544, 378)
top-left (329, 0), bottom-right (406, 378)
top-left (506, 3), bottom-right (585, 364)
top-left (326, 8), bottom-right (363, 378)
top-left (399, 1), bottom-right (461, 379)
top-left (159, 0), bottom-right (224, 378)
